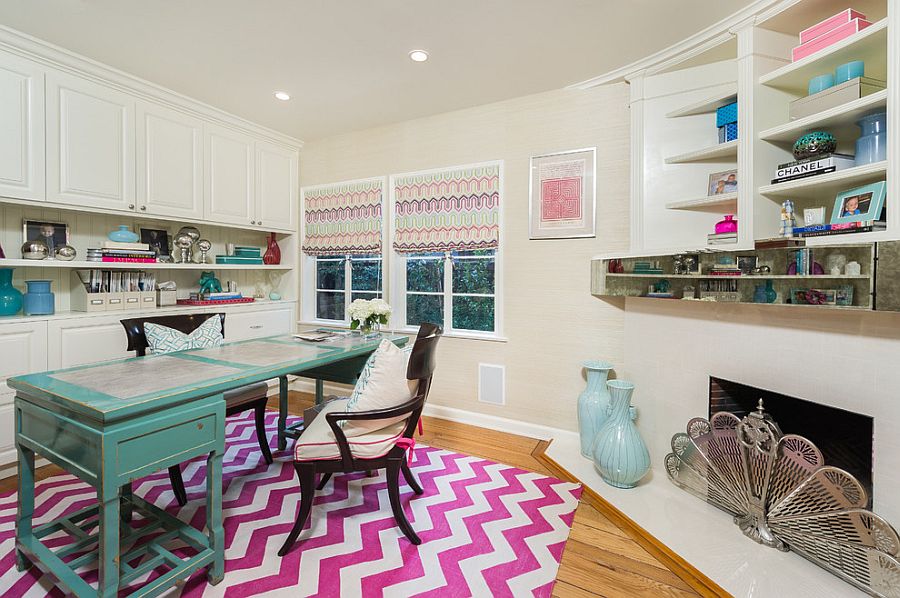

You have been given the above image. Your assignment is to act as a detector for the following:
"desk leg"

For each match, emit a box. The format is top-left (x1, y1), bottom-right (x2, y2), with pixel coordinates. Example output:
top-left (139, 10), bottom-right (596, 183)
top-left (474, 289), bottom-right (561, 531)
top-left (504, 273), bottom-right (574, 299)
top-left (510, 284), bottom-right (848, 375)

top-left (121, 482), bottom-right (133, 523)
top-left (98, 493), bottom-right (120, 597)
top-left (315, 379), bottom-right (325, 405)
top-left (15, 444), bottom-right (34, 572)
top-left (278, 376), bottom-right (289, 451)
top-left (206, 451), bottom-right (225, 584)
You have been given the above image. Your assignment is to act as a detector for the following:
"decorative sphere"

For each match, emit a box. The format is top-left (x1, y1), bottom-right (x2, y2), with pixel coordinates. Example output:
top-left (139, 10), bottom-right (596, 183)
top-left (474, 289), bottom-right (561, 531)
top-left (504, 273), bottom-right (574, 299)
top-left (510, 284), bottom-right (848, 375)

top-left (197, 239), bottom-right (212, 252)
top-left (173, 233), bottom-right (194, 249)
top-left (55, 245), bottom-right (77, 261)
top-left (792, 131), bottom-right (837, 160)
top-left (177, 226), bottom-right (201, 244)
top-left (21, 238), bottom-right (49, 260)
top-left (269, 291), bottom-right (282, 301)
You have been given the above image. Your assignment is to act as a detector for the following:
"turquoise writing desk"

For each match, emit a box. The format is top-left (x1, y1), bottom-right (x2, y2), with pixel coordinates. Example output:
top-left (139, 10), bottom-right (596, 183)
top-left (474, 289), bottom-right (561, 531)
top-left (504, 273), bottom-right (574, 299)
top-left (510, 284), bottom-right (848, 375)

top-left (7, 332), bottom-right (407, 597)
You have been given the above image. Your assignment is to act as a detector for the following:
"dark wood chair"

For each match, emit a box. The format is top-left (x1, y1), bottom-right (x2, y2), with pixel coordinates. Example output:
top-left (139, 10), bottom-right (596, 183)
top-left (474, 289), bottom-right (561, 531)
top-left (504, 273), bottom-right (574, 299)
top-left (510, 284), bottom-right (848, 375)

top-left (120, 313), bottom-right (273, 506)
top-left (278, 323), bottom-right (442, 556)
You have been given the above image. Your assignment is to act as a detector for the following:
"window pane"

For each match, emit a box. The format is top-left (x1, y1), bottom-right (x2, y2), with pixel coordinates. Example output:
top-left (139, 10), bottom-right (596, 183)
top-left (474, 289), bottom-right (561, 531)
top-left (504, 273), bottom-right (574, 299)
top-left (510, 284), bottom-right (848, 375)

top-left (407, 293), bottom-right (443, 327)
top-left (316, 291), bottom-right (345, 320)
top-left (351, 259), bottom-right (382, 291)
top-left (316, 258), bottom-right (345, 290)
top-left (452, 296), bottom-right (494, 332)
top-left (351, 291), bottom-right (382, 302)
top-left (451, 249), bottom-right (495, 258)
top-left (452, 257), bottom-right (495, 294)
top-left (407, 258), bottom-right (444, 293)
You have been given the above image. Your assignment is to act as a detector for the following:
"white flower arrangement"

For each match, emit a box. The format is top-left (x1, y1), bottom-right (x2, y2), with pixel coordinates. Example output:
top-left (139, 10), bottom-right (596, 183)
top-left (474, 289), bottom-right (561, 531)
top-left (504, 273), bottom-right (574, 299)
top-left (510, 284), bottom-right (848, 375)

top-left (348, 298), bottom-right (391, 332)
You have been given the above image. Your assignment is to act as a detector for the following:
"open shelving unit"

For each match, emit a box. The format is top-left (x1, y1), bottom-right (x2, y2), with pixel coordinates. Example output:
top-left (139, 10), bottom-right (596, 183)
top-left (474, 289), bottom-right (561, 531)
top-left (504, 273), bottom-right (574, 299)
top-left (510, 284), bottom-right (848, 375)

top-left (758, 160), bottom-right (888, 199)
top-left (664, 140), bottom-right (738, 164)
top-left (0, 259), bottom-right (292, 271)
top-left (757, 89), bottom-right (887, 143)
top-left (665, 84), bottom-right (737, 118)
top-left (665, 192), bottom-right (737, 210)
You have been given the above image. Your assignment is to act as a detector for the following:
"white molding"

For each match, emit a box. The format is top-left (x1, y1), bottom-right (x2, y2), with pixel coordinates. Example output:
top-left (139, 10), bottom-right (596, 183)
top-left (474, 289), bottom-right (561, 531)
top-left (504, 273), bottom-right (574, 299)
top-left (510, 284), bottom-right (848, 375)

top-left (421, 403), bottom-right (569, 442)
top-left (0, 24), bottom-right (302, 149)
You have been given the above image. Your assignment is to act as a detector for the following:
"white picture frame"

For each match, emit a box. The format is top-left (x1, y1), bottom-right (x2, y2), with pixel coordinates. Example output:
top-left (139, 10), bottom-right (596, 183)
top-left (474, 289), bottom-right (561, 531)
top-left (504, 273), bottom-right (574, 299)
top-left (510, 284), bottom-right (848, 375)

top-left (529, 148), bottom-right (596, 239)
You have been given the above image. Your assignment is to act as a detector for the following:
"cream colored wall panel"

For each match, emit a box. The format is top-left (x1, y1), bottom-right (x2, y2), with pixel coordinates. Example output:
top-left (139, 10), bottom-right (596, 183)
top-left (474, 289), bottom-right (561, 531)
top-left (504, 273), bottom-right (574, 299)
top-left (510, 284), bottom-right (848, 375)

top-left (204, 123), bottom-right (255, 226)
top-left (136, 100), bottom-right (203, 220)
top-left (255, 140), bottom-right (297, 232)
top-left (0, 50), bottom-right (44, 202)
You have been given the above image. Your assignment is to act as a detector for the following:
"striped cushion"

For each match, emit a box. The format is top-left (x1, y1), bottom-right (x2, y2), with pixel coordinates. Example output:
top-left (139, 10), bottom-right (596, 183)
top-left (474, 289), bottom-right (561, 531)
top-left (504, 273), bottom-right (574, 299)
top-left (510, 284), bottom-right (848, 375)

top-left (144, 316), bottom-right (224, 354)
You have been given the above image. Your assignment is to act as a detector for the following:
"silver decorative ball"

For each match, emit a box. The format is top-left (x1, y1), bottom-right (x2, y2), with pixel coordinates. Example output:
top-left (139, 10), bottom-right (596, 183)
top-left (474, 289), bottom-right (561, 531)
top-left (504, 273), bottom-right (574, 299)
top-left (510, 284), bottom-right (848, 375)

top-left (55, 245), bottom-right (77, 261)
top-left (197, 239), bottom-right (212, 252)
top-left (21, 238), bottom-right (49, 260)
top-left (173, 233), bottom-right (194, 249)
top-left (177, 226), bottom-right (201, 244)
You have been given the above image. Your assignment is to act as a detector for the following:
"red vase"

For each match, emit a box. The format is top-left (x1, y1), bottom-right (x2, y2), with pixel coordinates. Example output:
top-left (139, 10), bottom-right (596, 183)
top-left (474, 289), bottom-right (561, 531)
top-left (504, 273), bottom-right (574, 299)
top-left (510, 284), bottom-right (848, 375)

top-left (263, 232), bottom-right (281, 265)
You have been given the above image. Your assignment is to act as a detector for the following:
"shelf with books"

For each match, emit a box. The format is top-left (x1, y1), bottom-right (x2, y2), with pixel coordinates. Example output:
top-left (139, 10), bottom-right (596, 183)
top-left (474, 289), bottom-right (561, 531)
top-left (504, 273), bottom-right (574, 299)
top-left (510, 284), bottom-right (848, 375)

top-left (664, 140), bottom-right (738, 164)
top-left (665, 83), bottom-right (738, 118)
top-left (757, 160), bottom-right (887, 200)
top-left (758, 89), bottom-right (888, 143)
top-left (665, 192), bottom-right (737, 210)
top-left (0, 259), bottom-right (292, 270)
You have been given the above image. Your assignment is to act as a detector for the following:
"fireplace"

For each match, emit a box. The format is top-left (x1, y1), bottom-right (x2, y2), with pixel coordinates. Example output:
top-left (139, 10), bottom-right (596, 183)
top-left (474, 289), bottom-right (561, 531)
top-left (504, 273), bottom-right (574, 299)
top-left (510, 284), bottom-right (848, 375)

top-left (709, 377), bottom-right (874, 506)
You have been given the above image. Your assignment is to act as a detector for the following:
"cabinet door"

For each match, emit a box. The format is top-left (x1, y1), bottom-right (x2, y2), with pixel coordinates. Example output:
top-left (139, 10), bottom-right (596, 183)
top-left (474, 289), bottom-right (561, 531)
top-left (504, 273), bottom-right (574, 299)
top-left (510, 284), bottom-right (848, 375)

top-left (136, 101), bottom-right (203, 219)
top-left (0, 321), bottom-right (48, 403)
top-left (255, 141), bottom-right (298, 231)
top-left (47, 316), bottom-right (131, 370)
top-left (0, 51), bottom-right (45, 201)
top-left (46, 70), bottom-right (136, 211)
top-left (204, 123), bottom-right (255, 226)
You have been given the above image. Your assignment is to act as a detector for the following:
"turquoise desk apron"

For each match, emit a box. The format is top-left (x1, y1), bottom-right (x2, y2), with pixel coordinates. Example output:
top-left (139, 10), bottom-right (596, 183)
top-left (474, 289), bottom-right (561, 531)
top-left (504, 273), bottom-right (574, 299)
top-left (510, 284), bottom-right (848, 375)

top-left (7, 332), bottom-right (407, 597)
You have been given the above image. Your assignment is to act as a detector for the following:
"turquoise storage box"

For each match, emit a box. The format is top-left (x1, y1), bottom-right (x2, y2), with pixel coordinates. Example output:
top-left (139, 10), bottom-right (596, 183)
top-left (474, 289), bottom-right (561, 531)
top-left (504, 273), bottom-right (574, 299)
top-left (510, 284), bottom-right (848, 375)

top-left (718, 123), bottom-right (738, 143)
top-left (716, 101), bottom-right (738, 127)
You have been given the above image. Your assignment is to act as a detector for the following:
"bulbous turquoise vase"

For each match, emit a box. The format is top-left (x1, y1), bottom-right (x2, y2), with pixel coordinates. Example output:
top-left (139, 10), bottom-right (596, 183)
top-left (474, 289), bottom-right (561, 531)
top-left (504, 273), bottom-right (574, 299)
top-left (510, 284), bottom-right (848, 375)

top-left (592, 380), bottom-right (650, 489)
top-left (0, 267), bottom-right (24, 316)
top-left (576, 360), bottom-right (613, 457)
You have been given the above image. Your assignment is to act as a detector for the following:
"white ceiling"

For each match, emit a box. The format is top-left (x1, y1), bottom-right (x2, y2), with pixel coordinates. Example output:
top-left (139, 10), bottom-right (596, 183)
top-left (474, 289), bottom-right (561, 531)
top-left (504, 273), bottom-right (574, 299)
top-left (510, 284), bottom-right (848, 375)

top-left (0, 0), bottom-right (755, 141)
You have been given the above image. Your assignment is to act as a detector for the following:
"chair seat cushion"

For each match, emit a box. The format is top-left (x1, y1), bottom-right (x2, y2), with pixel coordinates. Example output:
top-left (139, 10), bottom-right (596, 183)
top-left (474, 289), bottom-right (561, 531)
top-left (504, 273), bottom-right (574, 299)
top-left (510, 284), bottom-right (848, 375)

top-left (224, 381), bottom-right (269, 408)
top-left (294, 398), bottom-right (406, 462)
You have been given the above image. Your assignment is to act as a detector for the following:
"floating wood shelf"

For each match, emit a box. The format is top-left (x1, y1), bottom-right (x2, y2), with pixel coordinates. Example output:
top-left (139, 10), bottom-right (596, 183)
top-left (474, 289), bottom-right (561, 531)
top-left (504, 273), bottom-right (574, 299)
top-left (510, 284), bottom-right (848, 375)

top-left (666, 192), bottom-right (737, 210)
top-left (665, 141), bottom-right (738, 164)
top-left (757, 161), bottom-right (887, 200)
top-left (758, 90), bottom-right (888, 144)
top-left (666, 84), bottom-right (738, 118)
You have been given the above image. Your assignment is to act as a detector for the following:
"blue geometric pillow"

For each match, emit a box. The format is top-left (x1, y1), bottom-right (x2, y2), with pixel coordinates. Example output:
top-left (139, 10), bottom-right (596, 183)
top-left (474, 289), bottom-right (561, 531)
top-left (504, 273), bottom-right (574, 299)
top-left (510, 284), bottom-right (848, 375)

top-left (143, 316), bottom-right (224, 354)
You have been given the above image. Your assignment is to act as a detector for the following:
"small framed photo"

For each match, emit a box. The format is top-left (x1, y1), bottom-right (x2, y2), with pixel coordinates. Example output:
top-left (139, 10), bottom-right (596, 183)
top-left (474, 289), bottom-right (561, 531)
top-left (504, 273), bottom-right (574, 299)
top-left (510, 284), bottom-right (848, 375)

top-left (23, 220), bottom-right (69, 255)
top-left (708, 169), bottom-right (738, 196)
top-left (831, 181), bottom-right (886, 224)
top-left (140, 228), bottom-right (170, 257)
top-left (736, 255), bottom-right (758, 275)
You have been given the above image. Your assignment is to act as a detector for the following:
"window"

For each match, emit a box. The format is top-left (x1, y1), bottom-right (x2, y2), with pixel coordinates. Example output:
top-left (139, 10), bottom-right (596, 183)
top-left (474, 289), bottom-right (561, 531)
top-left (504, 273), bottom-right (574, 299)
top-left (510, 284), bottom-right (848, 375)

top-left (402, 249), bottom-right (497, 334)
top-left (315, 254), bottom-right (383, 322)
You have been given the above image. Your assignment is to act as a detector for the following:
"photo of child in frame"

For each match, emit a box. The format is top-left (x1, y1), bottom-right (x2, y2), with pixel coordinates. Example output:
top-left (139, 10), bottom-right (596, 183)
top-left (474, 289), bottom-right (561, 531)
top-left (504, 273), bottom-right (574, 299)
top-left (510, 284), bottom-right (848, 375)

top-left (708, 169), bottom-right (738, 195)
top-left (23, 220), bottom-right (69, 257)
top-left (839, 192), bottom-right (872, 217)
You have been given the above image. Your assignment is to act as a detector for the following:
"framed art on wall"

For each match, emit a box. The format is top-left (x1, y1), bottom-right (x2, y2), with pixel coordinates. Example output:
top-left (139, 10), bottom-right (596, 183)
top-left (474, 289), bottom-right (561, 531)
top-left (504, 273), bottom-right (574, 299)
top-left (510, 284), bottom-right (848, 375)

top-left (529, 147), bottom-right (596, 239)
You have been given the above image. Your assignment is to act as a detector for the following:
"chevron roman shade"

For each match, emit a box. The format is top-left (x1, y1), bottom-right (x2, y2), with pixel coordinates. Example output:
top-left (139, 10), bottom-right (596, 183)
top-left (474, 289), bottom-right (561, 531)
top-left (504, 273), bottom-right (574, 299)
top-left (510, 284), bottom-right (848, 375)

top-left (393, 163), bottom-right (501, 253)
top-left (302, 179), bottom-right (383, 256)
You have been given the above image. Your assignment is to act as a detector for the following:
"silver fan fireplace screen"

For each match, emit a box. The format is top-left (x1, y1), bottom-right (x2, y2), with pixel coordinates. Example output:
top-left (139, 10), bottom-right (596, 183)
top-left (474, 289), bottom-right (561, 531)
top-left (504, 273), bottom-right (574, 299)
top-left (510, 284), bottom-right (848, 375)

top-left (665, 400), bottom-right (899, 598)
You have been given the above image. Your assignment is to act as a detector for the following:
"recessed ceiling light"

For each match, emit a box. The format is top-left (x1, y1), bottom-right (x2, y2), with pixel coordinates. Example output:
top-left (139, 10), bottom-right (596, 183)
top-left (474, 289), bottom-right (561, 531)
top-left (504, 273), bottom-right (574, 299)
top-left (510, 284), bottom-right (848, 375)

top-left (274, 91), bottom-right (291, 101)
top-left (409, 50), bottom-right (429, 62)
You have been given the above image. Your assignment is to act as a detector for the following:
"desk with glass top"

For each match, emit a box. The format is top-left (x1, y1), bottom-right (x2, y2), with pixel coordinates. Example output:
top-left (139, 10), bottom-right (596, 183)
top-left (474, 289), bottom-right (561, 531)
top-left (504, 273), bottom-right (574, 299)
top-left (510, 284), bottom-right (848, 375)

top-left (8, 332), bottom-right (406, 597)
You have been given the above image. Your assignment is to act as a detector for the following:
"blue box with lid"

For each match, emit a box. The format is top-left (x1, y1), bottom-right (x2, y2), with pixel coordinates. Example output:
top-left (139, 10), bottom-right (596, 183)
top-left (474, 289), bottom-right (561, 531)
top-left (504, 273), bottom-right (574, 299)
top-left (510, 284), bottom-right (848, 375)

top-left (718, 123), bottom-right (738, 143)
top-left (716, 101), bottom-right (738, 127)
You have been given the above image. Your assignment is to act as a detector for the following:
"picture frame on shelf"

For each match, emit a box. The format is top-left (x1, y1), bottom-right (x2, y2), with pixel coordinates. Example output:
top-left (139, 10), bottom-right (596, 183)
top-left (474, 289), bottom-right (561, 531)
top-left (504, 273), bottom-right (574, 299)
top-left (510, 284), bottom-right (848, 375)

top-left (140, 228), bottom-right (170, 257)
top-left (831, 181), bottom-right (886, 224)
top-left (529, 147), bottom-right (596, 239)
top-left (708, 169), bottom-right (737, 196)
top-left (23, 220), bottom-right (69, 257)
top-left (736, 255), bottom-right (758, 275)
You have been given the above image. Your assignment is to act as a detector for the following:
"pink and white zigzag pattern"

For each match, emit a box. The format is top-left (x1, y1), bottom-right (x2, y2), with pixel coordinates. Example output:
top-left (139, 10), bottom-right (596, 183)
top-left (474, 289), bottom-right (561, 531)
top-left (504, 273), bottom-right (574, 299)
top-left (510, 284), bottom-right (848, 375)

top-left (0, 411), bottom-right (581, 597)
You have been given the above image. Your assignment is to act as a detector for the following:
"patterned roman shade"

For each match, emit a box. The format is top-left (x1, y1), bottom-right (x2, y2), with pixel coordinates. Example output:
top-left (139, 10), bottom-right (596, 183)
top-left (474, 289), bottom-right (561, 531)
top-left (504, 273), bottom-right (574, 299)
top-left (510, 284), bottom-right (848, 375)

top-left (393, 163), bottom-right (500, 253)
top-left (302, 179), bottom-right (383, 256)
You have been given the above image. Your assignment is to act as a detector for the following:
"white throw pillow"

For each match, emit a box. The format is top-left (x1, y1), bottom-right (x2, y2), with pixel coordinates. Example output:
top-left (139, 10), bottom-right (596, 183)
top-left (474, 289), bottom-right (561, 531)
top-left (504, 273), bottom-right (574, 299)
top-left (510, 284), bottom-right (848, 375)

top-left (143, 316), bottom-right (224, 354)
top-left (342, 339), bottom-right (418, 436)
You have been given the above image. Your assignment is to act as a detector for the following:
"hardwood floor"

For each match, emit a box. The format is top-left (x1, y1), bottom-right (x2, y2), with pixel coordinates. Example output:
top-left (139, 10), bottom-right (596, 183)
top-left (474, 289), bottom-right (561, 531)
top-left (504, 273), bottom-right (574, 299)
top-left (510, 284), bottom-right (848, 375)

top-left (0, 391), bottom-right (701, 597)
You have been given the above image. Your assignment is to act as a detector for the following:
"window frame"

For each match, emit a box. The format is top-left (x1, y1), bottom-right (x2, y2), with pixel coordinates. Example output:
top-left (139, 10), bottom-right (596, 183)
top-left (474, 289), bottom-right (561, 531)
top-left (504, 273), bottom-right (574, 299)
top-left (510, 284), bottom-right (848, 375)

top-left (306, 254), bottom-right (384, 325)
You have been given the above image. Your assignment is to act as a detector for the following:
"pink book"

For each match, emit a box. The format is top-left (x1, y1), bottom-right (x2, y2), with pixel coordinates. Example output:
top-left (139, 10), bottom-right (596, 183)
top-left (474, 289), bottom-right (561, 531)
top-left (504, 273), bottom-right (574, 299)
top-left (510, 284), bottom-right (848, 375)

top-left (101, 257), bottom-right (156, 263)
top-left (792, 18), bottom-right (871, 62)
top-left (800, 8), bottom-right (866, 44)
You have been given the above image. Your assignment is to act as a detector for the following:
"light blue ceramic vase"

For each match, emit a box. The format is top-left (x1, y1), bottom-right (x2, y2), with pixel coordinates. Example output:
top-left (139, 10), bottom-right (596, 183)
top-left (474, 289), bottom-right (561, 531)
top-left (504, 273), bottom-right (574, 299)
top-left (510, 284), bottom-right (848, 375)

top-left (23, 280), bottom-right (54, 316)
top-left (592, 380), bottom-right (650, 489)
top-left (576, 360), bottom-right (613, 458)
top-left (109, 225), bottom-right (140, 243)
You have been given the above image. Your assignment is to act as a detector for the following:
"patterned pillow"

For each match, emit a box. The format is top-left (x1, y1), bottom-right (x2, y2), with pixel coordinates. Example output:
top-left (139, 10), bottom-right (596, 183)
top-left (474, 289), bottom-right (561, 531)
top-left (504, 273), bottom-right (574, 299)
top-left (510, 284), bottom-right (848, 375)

top-left (143, 316), bottom-right (224, 354)
top-left (342, 339), bottom-right (416, 436)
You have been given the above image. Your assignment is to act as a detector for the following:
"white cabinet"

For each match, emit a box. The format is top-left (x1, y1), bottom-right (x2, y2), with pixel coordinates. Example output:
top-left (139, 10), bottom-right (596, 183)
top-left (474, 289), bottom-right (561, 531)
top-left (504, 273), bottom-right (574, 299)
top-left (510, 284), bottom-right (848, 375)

top-left (0, 51), bottom-right (45, 202)
top-left (225, 306), bottom-right (294, 342)
top-left (46, 69), bottom-right (136, 211)
top-left (255, 141), bottom-right (298, 231)
top-left (47, 317), bottom-right (131, 370)
top-left (136, 100), bottom-right (204, 220)
top-left (204, 123), bottom-right (255, 226)
top-left (0, 321), bottom-right (48, 467)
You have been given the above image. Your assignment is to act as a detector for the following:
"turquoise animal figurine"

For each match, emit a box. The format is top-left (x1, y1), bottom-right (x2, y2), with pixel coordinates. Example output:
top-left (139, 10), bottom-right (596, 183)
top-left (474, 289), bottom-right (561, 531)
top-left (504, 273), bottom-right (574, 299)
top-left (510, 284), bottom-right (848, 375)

top-left (199, 271), bottom-right (222, 295)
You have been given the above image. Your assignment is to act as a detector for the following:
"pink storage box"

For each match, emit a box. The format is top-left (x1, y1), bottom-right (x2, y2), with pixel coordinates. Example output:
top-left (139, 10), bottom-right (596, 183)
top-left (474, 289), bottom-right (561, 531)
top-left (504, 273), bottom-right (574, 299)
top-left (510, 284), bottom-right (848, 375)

top-left (792, 18), bottom-right (871, 61)
top-left (799, 8), bottom-right (866, 44)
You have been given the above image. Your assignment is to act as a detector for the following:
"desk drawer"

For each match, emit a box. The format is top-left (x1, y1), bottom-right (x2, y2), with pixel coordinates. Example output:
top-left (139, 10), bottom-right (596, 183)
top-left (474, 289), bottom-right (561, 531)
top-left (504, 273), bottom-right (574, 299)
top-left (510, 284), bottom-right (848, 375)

top-left (225, 307), bottom-right (292, 342)
top-left (117, 410), bottom-right (219, 479)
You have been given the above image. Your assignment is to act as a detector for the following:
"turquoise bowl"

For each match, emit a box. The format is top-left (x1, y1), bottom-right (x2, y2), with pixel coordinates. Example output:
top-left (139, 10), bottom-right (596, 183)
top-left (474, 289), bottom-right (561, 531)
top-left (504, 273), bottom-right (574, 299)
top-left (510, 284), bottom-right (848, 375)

top-left (807, 73), bottom-right (834, 95)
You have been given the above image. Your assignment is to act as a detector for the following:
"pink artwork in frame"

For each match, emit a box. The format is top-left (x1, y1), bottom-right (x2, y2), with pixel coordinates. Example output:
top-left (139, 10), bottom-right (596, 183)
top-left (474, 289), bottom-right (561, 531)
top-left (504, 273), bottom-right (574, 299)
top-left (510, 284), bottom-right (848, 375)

top-left (530, 147), bottom-right (596, 239)
top-left (541, 177), bottom-right (582, 221)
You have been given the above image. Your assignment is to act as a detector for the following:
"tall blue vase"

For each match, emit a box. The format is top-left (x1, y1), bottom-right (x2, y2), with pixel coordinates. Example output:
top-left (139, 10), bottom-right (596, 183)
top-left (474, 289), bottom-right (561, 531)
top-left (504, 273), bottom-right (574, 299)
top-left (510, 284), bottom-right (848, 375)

top-left (23, 280), bottom-right (54, 316)
top-left (0, 267), bottom-right (24, 316)
top-left (592, 380), bottom-right (650, 489)
top-left (576, 360), bottom-right (613, 457)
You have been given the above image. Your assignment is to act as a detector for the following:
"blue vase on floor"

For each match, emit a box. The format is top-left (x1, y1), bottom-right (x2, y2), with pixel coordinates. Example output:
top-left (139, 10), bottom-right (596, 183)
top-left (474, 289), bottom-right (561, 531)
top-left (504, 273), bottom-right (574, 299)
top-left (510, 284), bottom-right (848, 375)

top-left (592, 380), bottom-right (650, 489)
top-left (577, 360), bottom-right (613, 458)
top-left (0, 267), bottom-right (23, 316)
top-left (23, 280), bottom-right (55, 316)
top-left (108, 225), bottom-right (140, 243)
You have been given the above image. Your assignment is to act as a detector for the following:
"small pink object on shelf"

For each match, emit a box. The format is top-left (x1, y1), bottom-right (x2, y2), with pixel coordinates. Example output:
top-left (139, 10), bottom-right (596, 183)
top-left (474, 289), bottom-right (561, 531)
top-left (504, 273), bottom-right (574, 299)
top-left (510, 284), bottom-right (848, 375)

top-left (792, 18), bottom-right (872, 62)
top-left (715, 214), bottom-right (738, 235)
top-left (799, 8), bottom-right (866, 44)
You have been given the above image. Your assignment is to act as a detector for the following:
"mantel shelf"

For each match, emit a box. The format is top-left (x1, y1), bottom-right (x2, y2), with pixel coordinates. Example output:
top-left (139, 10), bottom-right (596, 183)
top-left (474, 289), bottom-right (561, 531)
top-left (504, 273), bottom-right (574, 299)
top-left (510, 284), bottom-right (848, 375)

top-left (757, 161), bottom-right (887, 200)
top-left (666, 192), bottom-right (737, 210)
top-left (665, 84), bottom-right (738, 118)
top-left (0, 259), bottom-right (292, 270)
top-left (665, 140), bottom-right (738, 164)
top-left (758, 90), bottom-right (888, 143)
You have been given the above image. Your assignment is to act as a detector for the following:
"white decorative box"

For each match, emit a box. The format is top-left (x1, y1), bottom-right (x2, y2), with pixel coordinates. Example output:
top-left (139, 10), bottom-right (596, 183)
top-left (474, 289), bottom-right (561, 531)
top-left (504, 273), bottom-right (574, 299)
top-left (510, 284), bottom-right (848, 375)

top-left (789, 77), bottom-right (885, 120)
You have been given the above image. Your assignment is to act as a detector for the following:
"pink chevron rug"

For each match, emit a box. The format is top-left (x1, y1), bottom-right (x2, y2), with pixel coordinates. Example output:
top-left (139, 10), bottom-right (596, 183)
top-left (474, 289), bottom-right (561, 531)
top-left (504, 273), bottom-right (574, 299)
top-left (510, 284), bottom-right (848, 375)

top-left (0, 411), bottom-right (581, 597)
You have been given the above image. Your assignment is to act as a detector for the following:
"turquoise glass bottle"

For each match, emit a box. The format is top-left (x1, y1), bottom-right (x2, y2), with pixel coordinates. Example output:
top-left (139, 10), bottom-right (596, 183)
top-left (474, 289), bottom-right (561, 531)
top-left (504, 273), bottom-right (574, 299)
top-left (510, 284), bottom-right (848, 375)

top-left (576, 361), bottom-right (613, 457)
top-left (592, 380), bottom-right (650, 488)
top-left (0, 267), bottom-right (24, 316)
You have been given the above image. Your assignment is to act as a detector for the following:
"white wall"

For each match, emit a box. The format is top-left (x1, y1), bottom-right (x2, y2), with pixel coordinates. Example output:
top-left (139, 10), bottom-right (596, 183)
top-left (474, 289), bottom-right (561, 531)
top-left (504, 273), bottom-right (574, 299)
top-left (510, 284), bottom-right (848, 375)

top-left (300, 85), bottom-right (631, 431)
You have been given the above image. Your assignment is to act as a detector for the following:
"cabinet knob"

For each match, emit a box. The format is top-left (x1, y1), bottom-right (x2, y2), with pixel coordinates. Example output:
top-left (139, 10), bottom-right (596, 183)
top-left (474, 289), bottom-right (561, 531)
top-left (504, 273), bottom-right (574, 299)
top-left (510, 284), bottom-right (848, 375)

top-left (250, 325), bottom-right (263, 329)
top-left (257, 221), bottom-right (262, 226)
top-left (128, 204), bottom-right (135, 209)
top-left (140, 205), bottom-right (146, 211)
top-left (251, 220), bottom-right (256, 225)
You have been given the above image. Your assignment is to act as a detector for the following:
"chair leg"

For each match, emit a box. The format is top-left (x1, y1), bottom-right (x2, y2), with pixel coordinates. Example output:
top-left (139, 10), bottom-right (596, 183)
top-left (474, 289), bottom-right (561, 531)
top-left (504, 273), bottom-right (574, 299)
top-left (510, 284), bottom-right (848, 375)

top-left (168, 465), bottom-right (187, 506)
top-left (387, 457), bottom-right (421, 544)
top-left (316, 472), bottom-right (332, 490)
top-left (401, 461), bottom-right (424, 495)
top-left (254, 401), bottom-right (274, 465)
top-left (278, 463), bottom-right (317, 557)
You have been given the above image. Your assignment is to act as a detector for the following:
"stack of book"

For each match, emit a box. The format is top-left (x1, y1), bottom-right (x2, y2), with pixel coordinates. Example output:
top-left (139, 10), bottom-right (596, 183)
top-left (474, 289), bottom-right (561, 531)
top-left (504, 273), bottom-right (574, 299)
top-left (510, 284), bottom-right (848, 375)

top-left (792, 220), bottom-right (886, 238)
top-left (770, 153), bottom-right (855, 185)
top-left (632, 261), bottom-right (663, 275)
top-left (707, 232), bottom-right (738, 245)
top-left (87, 241), bottom-right (157, 263)
top-left (190, 291), bottom-right (244, 302)
top-left (708, 263), bottom-right (742, 276)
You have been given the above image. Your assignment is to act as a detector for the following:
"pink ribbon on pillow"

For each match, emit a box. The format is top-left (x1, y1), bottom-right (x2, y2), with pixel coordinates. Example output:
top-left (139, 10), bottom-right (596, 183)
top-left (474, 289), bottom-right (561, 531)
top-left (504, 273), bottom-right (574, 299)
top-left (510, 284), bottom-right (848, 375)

top-left (395, 437), bottom-right (416, 465)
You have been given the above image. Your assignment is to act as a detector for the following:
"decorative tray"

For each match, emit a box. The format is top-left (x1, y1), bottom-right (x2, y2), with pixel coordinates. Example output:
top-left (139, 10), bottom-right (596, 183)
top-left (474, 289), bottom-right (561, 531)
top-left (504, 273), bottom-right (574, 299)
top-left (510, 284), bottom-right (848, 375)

top-left (176, 297), bottom-right (256, 306)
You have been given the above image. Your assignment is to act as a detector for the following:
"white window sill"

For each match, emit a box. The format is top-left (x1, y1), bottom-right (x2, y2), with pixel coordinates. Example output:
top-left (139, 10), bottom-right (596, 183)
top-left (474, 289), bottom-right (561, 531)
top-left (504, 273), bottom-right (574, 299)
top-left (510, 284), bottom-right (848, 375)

top-left (296, 321), bottom-right (508, 343)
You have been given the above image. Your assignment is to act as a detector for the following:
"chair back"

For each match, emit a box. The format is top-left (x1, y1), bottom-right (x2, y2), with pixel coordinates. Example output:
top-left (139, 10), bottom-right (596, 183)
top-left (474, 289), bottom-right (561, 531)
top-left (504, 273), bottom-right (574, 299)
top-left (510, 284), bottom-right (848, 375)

top-left (120, 313), bottom-right (226, 356)
top-left (406, 323), bottom-right (442, 397)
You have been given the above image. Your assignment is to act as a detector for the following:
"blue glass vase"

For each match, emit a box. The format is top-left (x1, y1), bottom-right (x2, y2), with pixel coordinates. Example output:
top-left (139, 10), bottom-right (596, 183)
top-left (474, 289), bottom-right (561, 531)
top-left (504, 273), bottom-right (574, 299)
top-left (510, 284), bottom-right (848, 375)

top-left (108, 225), bottom-right (140, 243)
top-left (592, 380), bottom-right (650, 489)
top-left (577, 360), bottom-right (613, 457)
top-left (23, 280), bottom-right (55, 316)
top-left (855, 112), bottom-right (887, 165)
top-left (0, 267), bottom-right (24, 316)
